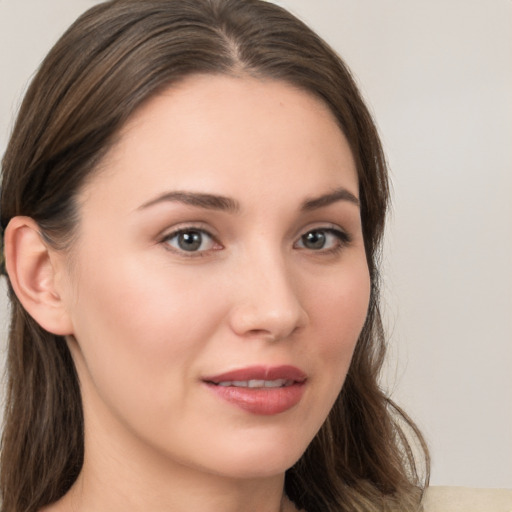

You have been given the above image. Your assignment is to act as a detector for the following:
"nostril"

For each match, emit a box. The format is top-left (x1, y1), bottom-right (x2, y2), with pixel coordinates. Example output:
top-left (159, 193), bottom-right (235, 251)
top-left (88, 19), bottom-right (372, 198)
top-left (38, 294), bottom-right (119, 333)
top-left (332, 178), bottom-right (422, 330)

top-left (228, 301), bottom-right (307, 342)
top-left (245, 328), bottom-right (278, 342)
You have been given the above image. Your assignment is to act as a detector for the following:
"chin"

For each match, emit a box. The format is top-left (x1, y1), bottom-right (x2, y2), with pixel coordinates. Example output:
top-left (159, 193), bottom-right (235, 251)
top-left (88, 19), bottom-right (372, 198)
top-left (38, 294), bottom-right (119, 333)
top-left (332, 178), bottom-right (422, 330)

top-left (200, 434), bottom-right (309, 480)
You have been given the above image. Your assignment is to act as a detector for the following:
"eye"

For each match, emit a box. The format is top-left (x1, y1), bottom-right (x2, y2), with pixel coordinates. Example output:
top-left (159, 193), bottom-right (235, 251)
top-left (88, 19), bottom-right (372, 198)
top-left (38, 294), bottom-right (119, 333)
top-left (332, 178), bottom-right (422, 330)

top-left (163, 228), bottom-right (218, 253)
top-left (295, 228), bottom-right (350, 252)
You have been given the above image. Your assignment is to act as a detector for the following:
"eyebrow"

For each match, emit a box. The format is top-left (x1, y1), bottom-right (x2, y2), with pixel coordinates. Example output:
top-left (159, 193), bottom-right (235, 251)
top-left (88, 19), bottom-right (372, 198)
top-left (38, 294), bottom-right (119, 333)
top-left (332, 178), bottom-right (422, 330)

top-left (139, 191), bottom-right (240, 213)
top-left (138, 187), bottom-right (359, 213)
top-left (301, 187), bottom-right (360, 210)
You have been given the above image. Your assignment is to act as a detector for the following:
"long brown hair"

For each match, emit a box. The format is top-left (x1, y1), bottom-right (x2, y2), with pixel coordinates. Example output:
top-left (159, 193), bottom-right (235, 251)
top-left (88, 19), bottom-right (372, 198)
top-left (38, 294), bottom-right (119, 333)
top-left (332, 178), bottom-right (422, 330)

top-left (0, 1), bottom-right (429, 511)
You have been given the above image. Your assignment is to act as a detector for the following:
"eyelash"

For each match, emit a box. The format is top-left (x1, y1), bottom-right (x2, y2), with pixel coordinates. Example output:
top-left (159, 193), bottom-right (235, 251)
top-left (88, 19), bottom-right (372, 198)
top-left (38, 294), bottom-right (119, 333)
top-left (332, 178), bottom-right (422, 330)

top-left (294, 227), bottom-right (352, 255)
top-left (161, 226), bottom-right (351, 257)
top-left (161, 227), bottom-right (220, 257)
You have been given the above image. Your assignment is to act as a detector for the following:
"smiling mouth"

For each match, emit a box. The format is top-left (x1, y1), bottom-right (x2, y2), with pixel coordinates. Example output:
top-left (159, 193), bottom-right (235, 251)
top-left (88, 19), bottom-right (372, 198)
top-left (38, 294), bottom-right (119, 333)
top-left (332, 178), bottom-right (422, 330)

top-left (213, 379), bottom-right (294, 388)
top-left (202, 365), bottom-right (307, 415)
top-left (203, 364), bottom-right (307, 384)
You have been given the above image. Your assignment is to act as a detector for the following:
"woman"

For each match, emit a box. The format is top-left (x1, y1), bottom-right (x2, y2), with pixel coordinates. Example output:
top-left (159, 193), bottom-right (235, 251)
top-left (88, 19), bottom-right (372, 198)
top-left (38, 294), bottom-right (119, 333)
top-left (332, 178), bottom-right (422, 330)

top-left (0, 0), bottom-right (429, 511)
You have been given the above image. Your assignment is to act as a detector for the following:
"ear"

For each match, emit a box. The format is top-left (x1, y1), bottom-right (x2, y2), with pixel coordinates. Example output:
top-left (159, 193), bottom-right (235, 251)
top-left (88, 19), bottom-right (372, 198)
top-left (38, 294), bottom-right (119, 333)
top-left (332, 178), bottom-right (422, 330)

top-left (4, 216), bottom-right (74, 336)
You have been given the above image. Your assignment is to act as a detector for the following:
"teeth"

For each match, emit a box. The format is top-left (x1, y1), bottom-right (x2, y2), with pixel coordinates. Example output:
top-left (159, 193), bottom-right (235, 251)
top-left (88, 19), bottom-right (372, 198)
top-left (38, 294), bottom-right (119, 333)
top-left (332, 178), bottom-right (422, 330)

top-left (216, 379), bottom-right (290, 388)
top-left (264, 379), bottom-right (288, 388)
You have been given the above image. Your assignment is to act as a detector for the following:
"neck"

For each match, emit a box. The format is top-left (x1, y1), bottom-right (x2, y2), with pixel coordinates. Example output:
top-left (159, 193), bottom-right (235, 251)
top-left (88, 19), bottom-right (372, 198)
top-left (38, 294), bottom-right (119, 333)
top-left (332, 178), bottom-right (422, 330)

top-left (64, 460), bottom-right (290, 512)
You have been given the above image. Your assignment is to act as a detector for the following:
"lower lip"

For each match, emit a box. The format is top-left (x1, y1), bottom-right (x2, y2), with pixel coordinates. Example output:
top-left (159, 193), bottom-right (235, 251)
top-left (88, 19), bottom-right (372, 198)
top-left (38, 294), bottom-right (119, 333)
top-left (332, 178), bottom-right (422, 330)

top-left (204, 382), bottom-right (306, 415)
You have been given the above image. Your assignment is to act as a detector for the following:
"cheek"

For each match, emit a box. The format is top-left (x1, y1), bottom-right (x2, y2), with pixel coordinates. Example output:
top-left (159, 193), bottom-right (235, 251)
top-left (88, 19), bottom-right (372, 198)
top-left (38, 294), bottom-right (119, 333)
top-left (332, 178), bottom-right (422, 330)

top-left (312, 259), bottom-right (370, 344)
top-left (68, 256), bottom-right (228, 415)
top-left (306, 258), bottom-right (371, 390)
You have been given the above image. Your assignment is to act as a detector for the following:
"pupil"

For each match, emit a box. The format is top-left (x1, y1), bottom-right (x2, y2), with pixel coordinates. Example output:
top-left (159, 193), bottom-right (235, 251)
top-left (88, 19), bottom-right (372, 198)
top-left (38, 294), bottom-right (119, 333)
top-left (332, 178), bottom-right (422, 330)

top-left (178, 231), bottom-right (202, 251)
top-left (303, 231), bottom-right (325, 249)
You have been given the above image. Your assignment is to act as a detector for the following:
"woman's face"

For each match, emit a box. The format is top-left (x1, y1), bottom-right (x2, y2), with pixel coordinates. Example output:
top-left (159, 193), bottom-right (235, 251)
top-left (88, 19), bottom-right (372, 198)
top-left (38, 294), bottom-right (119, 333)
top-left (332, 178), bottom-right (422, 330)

top-left (59, 75), bottom-right (370, 479)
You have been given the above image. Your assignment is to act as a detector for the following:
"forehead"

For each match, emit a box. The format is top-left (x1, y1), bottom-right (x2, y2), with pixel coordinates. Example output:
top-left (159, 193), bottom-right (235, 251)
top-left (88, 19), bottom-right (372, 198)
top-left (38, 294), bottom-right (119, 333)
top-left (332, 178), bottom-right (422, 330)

top-left (81, 74), bottom-right (358, 209)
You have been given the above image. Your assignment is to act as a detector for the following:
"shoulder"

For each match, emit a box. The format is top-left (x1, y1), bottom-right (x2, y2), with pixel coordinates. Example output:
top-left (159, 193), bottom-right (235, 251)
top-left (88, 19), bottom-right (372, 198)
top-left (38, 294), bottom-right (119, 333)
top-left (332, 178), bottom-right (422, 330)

top-left (423, 486), bottom-right (512, 512)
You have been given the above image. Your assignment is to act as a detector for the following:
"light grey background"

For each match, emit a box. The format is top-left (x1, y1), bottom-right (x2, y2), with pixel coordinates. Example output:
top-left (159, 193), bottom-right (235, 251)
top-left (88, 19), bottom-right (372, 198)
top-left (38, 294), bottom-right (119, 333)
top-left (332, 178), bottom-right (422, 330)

top-left (1, 0), bottom-right (511, 489)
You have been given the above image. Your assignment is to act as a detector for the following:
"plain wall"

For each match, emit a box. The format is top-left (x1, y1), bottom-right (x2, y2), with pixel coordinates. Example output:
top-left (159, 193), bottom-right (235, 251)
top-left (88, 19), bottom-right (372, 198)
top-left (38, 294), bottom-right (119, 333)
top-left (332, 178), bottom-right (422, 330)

top-left (1, 0), bottom-right (511, 489)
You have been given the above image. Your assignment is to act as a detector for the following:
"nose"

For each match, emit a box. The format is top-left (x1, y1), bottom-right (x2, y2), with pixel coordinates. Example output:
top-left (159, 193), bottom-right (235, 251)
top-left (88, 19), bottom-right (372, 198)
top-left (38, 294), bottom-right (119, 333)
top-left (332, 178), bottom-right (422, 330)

top-left (227, 249), bottom-right (308, 342)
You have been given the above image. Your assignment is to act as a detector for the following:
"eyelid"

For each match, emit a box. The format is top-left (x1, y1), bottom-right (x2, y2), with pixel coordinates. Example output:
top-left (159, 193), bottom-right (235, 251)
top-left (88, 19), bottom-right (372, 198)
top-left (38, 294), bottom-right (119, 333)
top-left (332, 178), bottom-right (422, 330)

top-left (160, 224), bottom-right (222, 256)
top-left (158, 220), bottom-right (217, 242)
top-left (294, 225), bottom-right (352, 252)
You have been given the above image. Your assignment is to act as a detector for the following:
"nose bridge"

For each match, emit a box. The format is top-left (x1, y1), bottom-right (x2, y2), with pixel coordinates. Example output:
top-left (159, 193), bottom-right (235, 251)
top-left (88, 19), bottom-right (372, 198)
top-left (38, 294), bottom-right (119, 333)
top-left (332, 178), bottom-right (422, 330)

top-left (229, 242), bottom-right (307, 340)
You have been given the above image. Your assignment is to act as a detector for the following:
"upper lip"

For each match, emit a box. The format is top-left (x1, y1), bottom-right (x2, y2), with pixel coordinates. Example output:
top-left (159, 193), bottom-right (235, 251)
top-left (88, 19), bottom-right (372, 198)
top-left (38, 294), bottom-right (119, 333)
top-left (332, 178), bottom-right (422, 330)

top-left (203, 365), bottom-right (307, 384)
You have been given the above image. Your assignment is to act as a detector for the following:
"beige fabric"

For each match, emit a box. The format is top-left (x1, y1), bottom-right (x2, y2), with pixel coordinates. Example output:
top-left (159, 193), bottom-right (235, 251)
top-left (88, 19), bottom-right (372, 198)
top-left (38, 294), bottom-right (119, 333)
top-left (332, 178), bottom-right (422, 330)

top-left (423, 486), bottom-right (512, 512)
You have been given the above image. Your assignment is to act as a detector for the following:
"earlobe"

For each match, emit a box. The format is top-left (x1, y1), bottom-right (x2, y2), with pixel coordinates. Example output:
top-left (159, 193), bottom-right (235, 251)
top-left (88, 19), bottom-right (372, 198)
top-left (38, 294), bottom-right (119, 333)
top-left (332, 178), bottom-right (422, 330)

top-left (4, 216), bottom-right (74, 336)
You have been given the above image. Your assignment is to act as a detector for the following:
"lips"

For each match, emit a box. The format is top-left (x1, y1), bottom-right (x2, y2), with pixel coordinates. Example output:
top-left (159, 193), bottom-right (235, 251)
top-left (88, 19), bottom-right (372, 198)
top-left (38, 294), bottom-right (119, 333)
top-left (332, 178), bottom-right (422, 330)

top-left (202, 365), bottom-right (307, 415)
